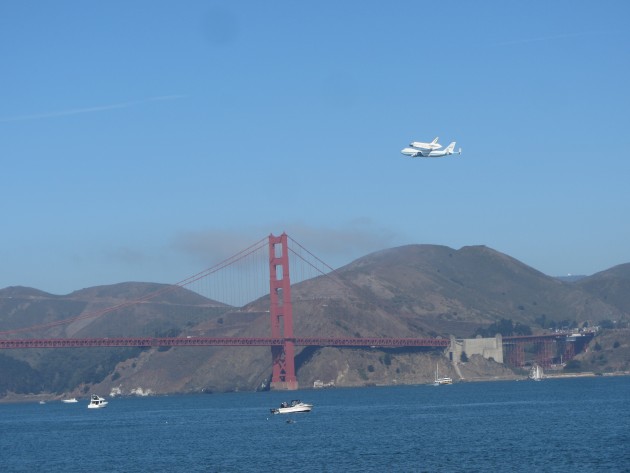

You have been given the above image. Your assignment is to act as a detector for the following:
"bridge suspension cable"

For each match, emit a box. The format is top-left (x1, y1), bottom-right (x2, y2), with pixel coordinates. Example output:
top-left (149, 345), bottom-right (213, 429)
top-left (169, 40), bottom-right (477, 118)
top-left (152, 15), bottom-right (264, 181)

top-left (285, 236), bottom-right (349, 299)
top-left (0, 234), bottom-right (351, 337)
top-left (287, 236), bottom-right (336, 277)
top-left (0, 236), bottom-right (270, 335)
top-left (183, 236), bottom-right (269, 307)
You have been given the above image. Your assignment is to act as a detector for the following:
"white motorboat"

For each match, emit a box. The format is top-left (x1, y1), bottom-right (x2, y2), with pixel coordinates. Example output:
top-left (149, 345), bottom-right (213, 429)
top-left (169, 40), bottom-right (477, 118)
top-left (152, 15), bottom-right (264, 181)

top-left (433, 363), bottom-right (453, 386)
top-left (270, 400), bottom-right (313, 415)
top-left (87, 394), bottom-right (108, 409)
top-left (62, 398), bottom-right (78, 403)
top-left (529, 364), bottom-right (544, 381)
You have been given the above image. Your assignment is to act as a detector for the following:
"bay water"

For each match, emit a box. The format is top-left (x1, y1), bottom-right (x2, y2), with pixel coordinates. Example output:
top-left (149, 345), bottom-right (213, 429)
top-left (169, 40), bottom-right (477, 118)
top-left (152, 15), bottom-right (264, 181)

top-left (1, 376), bottom-right (629, 472)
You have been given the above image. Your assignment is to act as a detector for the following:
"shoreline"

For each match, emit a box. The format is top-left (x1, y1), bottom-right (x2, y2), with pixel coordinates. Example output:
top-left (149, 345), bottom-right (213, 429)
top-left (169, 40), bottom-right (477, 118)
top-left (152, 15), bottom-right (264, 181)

top-left (3, 371), bottom-right (630, 404)
top-left (545, 370), bottom-right (630, 379)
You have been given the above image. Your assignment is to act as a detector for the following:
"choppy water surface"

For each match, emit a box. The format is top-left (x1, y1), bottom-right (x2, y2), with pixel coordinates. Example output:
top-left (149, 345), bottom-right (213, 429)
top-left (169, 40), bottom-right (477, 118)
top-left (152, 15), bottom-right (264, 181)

top-left (1, 376), bottom-right (629, 472)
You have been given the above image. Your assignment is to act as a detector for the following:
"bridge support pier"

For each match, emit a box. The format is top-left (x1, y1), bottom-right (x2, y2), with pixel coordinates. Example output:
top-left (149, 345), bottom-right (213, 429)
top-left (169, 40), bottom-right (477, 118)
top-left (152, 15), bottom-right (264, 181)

top-left (270, 342), bottom-right (298, 390)
top-left (504, 341), bottom-right (525, 367)
top-left (269, 233), bottom-right (298, 391)
top-left (562, 340), bottom-right (575, 363)
top-left (535, 339), bottom-right (555, 368)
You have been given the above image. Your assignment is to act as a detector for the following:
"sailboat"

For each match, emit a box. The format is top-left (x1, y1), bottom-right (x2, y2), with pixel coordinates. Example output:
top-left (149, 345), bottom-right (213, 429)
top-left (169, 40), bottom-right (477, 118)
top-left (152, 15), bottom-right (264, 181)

top-left (529, 364), bottom-right (544, 381)
top-left (433, 363), bottom-right (453, 386)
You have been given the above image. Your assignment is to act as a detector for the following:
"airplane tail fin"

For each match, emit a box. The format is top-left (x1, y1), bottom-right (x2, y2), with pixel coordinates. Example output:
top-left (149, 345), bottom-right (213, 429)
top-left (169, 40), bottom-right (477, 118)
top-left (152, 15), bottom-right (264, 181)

top-left (445, 142), bottom-right (456, 153)
top-left (431, 137), bottom-right (439, 145)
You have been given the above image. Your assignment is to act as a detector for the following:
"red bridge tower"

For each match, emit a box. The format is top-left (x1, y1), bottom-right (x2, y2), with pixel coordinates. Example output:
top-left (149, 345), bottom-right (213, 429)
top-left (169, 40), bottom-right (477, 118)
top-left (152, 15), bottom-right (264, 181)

top-left (268, 233), bottom-right (298, 390)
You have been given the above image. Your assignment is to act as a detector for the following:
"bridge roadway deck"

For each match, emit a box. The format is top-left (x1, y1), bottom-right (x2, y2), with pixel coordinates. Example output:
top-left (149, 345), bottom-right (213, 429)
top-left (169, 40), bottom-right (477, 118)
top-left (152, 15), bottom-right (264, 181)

top-left (0, 332), bottom-right (589, 350)
top-left (0, 337), bottom-right (450, 349)
top-left (502, 332), bottom-right (595, 343)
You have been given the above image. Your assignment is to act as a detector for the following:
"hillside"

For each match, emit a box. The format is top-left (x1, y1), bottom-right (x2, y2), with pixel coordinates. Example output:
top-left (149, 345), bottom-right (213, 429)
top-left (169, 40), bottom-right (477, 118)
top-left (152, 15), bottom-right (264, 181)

top-left (1, 245), bottom-right (629, 398)
top-left (291, 245), bottom-right (623, 338)
top-left (575, 263), bottom-right (630, 314)
top-left (0, 284), bottom-right (233, 397)
top-left (575, 328), bottom-right (630, 373)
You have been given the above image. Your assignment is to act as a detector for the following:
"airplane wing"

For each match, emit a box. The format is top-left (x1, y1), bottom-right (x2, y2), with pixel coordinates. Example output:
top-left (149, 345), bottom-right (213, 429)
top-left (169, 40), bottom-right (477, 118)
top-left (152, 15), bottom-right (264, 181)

top-left (415, 149), bottom-right (430, 157)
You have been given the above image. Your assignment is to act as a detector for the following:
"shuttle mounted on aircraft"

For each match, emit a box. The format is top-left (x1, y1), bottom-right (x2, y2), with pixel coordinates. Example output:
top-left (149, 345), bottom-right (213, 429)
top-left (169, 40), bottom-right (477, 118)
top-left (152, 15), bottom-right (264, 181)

top-left (401, 139), bottom-right (462, 158)
top-left (408, 137), bottom-right (442, 151)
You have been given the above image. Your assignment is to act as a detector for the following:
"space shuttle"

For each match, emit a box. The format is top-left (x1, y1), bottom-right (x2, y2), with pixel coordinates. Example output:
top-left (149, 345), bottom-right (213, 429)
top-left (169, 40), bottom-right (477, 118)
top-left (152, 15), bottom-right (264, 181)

top-left (409, 137), bottom-right (442, 151)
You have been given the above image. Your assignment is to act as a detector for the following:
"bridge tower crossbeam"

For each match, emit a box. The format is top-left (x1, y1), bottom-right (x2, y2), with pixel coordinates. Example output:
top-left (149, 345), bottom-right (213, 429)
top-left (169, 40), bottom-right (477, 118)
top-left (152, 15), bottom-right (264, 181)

top-left (268, 233), bottom-right (298, 391)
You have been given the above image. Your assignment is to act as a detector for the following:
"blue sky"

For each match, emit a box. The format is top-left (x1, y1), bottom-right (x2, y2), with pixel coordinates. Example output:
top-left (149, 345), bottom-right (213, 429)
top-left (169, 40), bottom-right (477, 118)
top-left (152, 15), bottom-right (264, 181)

top-left (1, 1), bottom-right (629, 295)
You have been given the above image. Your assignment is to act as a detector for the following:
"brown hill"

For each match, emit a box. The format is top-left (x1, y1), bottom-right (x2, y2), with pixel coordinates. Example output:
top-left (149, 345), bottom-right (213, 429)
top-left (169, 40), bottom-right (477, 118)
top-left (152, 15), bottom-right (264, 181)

top-left (570, 265), bottom-right (630, 374)
top-left (90, 245), bottom-right (628, 394)
top-left (1, 245), bottom-right (629, 397)
top-left (289, 245), bottom-right (623, 338)
top-left (0, 283), bottom-right (232, 397)
top-left (575, 263), bottom-right (630, 314)
top-left (575, 328), bottom-right (630, 373)
top-left (0, 283), bottom-right (229, 338)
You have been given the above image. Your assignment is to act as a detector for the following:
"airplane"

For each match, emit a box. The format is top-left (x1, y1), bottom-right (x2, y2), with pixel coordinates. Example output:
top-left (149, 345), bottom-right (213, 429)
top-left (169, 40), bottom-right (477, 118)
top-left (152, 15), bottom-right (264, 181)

top-left (401, 141), bottom-right (462, 158)
top-left (408, 137), bottom-right (442, 151)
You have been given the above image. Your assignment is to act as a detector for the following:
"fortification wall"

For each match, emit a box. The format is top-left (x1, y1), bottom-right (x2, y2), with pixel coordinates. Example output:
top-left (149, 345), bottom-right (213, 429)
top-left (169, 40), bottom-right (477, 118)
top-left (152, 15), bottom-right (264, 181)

top-left (448, 334), bottom-right (503, 364)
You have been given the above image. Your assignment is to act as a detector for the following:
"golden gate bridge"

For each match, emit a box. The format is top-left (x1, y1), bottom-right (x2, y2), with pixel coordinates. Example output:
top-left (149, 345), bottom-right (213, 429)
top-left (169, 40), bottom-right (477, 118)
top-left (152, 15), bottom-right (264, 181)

top-left (0, 233), bottom-right (590, 390)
